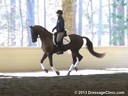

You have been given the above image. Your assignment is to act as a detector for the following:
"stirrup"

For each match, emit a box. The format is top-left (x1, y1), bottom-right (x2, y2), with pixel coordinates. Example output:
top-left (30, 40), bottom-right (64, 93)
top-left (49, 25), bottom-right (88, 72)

top-left (57, 49), bottom-right (63, 54)
top-left (57, 51), bottom-right (63, 55)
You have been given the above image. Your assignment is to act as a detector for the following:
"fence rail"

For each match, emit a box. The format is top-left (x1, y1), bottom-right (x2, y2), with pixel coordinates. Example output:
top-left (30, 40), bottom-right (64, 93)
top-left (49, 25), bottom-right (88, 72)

top-left (0, 47), bottom-right (127, 72)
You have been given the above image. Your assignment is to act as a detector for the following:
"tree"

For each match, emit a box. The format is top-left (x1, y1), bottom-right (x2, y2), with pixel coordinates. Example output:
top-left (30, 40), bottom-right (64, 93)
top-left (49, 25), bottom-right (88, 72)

top-left (90, 0), bottom-right (94, 41)
top-left (117, 0), bottom-right (125, 45)
top-left (112, 0), bottom-right (118, 45)
top-left (73, 0), bottom-right (77, 33)
top-left (10, 0), bottom-right (16, 46)
top-left (26, 0), bottom-right (35, 46)
top-left (37, 0), bottom-right (39, 24)
top-left (108, 0), bottom-right (112, 45)
top-left (85, 0), bottom-right (95, 41)
top-left (44, 0), bottom-right (46, 27)
top-left (98, 0), bottom-right (103, 46)
top-left (4, 0), bottom-right (10, 46)
top-left (19, 0), bottom-right (24, 46)
top-left (126, 0), bottom-right (128, 45)
top-left (111, 0), bottom-right (125, 46)
top-left (78, 0), bottom-right (83, 35)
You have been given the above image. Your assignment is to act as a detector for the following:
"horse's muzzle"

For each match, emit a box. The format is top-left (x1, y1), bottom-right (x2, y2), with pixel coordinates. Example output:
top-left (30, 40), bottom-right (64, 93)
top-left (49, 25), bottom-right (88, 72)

top-left (32, 39), bottom-right (37, 42)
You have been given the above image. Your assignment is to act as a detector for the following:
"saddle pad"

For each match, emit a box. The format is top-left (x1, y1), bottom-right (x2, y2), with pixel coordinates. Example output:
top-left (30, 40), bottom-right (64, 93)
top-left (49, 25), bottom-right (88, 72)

top-left (63, 36), bottom-right (71, 45)
top-left (53, 35), bottom-right (71, 45)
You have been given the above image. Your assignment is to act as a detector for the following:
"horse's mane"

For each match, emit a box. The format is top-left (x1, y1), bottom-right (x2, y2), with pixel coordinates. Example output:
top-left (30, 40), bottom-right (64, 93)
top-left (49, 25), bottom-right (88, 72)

top-left (33, 25), bottom-right (52, 35)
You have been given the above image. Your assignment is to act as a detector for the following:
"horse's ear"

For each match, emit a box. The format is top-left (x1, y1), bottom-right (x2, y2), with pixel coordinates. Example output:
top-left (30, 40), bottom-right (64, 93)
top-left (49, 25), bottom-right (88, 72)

top-left (29, 26), bottom-right (33, 29)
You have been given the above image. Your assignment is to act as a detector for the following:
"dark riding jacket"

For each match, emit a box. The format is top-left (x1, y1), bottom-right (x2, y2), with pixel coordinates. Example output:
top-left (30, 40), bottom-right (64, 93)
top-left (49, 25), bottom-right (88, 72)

top-left (53, 16), bottom-right (65, 33)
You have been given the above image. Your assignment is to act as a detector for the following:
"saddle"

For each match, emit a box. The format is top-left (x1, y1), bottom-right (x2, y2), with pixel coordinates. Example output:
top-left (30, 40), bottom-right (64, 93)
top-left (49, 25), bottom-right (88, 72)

top-left (53, 34), bottom-right (71, 46)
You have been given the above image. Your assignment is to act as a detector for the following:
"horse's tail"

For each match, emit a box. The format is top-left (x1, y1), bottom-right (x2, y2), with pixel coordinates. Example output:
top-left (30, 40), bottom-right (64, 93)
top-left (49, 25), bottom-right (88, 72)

top-left (82, 37), bottom-right (105, 58)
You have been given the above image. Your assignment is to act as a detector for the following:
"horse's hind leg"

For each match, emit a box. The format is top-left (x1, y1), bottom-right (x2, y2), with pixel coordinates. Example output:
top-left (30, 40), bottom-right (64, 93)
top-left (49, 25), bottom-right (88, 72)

top-left (67, 52), bottom-right (77, 75)
top-left (74, 52), bottom-right (83, 71)
top-left (40, 53), bottom-right (48, 73)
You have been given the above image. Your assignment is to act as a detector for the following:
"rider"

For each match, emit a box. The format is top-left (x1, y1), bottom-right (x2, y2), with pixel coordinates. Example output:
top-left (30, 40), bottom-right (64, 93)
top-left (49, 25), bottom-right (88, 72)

top-left (52, 10), bottom-right (66, 54)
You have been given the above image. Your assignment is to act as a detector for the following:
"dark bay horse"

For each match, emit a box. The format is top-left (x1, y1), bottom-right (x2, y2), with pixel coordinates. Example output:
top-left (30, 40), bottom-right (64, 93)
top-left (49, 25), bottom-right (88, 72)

top-left (30, 25), bottom-right (105, 75)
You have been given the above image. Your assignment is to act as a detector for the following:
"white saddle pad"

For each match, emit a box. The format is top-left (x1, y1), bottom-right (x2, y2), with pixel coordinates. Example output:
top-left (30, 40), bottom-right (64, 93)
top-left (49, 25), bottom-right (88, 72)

top-left (53, 35), bottom-right (71, 45)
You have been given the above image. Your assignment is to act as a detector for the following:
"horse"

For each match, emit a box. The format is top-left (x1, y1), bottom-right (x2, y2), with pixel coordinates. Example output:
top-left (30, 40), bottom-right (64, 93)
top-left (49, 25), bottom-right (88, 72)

top-left (29, 25), bottom-right (105, 76)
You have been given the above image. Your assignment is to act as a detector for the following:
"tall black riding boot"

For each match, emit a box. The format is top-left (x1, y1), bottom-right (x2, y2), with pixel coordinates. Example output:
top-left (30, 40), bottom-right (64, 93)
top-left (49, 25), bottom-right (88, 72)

top-left (57, 42), bottom-right (63, 54)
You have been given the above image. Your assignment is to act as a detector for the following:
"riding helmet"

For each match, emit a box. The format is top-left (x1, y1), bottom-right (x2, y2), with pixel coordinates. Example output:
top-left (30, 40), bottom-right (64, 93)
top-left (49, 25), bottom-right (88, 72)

top-left (56, 10), bottom-right (63, 15)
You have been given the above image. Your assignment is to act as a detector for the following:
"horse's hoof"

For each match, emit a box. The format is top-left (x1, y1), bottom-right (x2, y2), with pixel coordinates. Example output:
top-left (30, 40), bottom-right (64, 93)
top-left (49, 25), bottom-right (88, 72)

top-left (67, 71), bottom-right (71, 76)
top-left (56, 71), bottom-right (60, 76)
top-left (67, 73), bottom-right (70, 76)
top-left (74, 67), bottom-right (78, 72)
top-left (44, 69), bottom-right (48, 73)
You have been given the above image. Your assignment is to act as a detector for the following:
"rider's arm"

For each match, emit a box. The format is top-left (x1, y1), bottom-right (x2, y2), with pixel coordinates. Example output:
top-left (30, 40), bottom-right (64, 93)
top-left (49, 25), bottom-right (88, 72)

top-left (52, 26), bottom-right (56, 32)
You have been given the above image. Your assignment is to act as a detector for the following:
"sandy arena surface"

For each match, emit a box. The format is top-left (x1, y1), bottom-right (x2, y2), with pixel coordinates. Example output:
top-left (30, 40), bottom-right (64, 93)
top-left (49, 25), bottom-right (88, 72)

top-left (0, 73), bottom-right (127, 96)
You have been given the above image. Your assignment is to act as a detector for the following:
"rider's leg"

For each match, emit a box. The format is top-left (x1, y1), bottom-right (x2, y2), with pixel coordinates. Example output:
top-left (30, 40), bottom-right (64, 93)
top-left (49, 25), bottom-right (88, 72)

top-left (56, 32), bottom-right (64, 54)
top-left (54, 33), bottom-right (58, 45)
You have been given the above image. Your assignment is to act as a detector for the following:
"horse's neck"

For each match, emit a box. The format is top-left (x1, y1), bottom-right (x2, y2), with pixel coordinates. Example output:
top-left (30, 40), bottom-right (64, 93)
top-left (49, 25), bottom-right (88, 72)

top-left (39, 29), bottom-right (52, 42)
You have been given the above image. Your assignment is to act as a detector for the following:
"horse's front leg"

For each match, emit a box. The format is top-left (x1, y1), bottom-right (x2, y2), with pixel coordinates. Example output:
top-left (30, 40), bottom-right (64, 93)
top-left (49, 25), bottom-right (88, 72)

top-left (40, 53), bottom-right (48, 73)
top-left (48, 54), bottom-right (60, 76)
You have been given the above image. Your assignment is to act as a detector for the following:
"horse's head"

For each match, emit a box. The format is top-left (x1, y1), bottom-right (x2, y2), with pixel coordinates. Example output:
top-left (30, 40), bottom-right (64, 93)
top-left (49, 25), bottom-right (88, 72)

top-left (30, 25), bottom-right (52, 42)
top-left (29, 26), bottom-right (39, 42)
